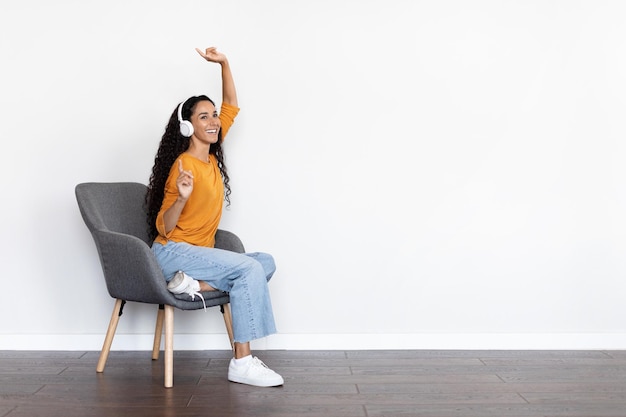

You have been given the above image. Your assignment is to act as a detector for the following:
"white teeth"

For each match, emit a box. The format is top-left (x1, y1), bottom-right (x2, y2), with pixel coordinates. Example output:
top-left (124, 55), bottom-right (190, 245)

top-left (207, 129), bottom-right (217, 134)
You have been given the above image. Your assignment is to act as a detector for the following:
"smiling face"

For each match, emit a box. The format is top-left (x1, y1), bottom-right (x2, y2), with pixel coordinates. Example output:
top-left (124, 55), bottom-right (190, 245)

top-left (190, 100), bottom-right (221, 144)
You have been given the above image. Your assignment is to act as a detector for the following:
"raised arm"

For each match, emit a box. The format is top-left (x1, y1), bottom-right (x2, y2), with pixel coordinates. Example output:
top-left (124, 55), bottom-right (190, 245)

top-left (195, 47), bottom-right (238, 107)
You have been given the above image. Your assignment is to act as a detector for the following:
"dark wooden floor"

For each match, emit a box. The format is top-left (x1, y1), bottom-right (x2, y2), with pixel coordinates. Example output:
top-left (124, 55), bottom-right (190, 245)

top-left (1, 350), bottom-right (626, 416)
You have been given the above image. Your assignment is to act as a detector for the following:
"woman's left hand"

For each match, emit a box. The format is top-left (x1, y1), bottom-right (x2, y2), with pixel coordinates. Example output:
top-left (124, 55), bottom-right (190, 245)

top-left (196, 47), bottom-right (227, 64)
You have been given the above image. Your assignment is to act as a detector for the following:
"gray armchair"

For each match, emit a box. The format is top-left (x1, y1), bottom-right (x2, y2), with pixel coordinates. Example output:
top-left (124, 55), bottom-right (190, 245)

top-left (75, 182), bottom-right (239, 388)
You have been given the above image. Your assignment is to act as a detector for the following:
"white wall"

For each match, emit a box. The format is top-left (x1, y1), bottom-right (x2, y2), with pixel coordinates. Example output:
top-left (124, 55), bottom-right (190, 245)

top-left (2, 0), bottom-right (626, 351)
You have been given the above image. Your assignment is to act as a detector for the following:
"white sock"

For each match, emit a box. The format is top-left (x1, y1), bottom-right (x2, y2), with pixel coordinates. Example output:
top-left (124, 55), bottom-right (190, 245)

top-left (233, 355), bottom-right (252, 367)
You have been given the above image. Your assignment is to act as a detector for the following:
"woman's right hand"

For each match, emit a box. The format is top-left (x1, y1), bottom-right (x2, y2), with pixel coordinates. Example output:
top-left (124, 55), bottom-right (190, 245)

top-left (176, 159), bottom-right (194, 201)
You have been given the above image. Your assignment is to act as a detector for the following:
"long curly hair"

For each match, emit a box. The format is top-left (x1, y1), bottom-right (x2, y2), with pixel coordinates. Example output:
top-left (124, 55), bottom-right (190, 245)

top-left (145, 95), bottom-right (231, 241)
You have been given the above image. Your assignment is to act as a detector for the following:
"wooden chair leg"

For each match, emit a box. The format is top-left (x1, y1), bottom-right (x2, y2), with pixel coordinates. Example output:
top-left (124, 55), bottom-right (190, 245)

top-left (96, 299), bottom-right (124, 373)
top-left (152, 305), bottom-right (165, 360)
top-left (164, 304), bottom-right (174, 388)
top-left (221, 303), bottom-right (235, 350)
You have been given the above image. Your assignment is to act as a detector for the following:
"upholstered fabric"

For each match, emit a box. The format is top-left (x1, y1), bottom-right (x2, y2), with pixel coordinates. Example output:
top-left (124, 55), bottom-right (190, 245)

top-left (75, 182), bottom-right (241, 310)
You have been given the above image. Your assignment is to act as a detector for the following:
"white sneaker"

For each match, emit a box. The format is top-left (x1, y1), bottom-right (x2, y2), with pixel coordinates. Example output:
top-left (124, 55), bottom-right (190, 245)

top-left (228, 356), bottom-right (284, 387)
top-left (167, 271), bottom-right (206, 309)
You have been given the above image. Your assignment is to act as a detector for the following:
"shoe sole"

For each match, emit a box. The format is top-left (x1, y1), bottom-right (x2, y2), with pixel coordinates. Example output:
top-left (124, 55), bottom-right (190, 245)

top-left (228, 374), bottom-right (284, 387)
top-left (167, 272), bottom-right (188, 294)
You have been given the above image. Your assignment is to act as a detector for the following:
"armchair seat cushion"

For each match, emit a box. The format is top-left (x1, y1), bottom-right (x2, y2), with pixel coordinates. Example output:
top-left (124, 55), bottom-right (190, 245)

top-left (172, 290), bottom-right (230, 302)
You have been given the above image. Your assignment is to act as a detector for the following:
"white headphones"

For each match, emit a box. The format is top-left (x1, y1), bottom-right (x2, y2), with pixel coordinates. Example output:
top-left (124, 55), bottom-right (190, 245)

top-left (177, 99), bottom-right (194, 137)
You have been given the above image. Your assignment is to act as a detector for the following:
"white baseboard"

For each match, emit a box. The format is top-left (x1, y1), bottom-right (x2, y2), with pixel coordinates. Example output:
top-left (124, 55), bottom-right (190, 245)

top-left (3, 333), bottom-right (626, 351)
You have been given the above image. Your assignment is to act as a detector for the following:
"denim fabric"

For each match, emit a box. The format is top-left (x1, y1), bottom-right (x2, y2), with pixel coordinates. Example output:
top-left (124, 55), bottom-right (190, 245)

top-left (152, 241), bottom-right (277, 343)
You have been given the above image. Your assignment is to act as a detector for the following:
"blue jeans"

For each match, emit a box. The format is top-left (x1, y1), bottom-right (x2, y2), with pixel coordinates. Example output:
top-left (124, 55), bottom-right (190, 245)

top-left (152, 241), bottom-right (277, 343)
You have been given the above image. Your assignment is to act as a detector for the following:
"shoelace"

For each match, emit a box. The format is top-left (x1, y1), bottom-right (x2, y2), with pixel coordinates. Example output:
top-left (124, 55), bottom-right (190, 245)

top-left (186, 290), bottom-right (207, 311)
top-left (250, 357), bottom-right (273, 373)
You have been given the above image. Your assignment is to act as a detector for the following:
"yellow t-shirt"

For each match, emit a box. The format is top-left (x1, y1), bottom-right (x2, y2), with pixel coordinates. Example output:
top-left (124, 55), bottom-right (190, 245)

top-left (154, 102), bottom-right (239, 248)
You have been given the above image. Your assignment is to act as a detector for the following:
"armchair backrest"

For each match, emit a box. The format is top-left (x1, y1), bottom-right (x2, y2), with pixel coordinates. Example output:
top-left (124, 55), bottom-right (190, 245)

top-left (75, 182), bottom-right (170, 303)
top-left (75, 182), bottom-right (151, 244)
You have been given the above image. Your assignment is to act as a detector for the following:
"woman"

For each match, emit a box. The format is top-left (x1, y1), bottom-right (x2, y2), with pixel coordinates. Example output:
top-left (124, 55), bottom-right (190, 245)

top-left (146, 46), bottom-right (283, 387)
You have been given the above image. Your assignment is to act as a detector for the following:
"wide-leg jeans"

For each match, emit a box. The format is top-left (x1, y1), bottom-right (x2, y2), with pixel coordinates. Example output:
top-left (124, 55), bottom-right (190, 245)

top-left (152, 241), bottom-right (277, 343)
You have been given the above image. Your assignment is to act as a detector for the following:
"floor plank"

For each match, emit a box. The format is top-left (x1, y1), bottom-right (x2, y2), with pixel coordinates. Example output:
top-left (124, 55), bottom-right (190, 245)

top-left (2, 350), bottom-right (626, 417)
